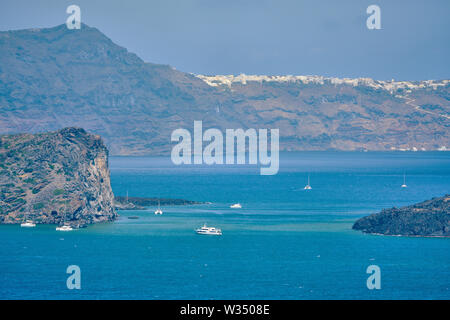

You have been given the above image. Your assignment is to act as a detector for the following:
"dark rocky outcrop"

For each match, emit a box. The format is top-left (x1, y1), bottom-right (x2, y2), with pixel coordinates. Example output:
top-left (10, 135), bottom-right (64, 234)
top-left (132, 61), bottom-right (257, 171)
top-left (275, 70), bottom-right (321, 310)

top-left (353, 195), bottom-right (450, 237)
top-left (0, 127), bottom-right (117, 225)
top-left (114, 196), bottom-right (204, 210)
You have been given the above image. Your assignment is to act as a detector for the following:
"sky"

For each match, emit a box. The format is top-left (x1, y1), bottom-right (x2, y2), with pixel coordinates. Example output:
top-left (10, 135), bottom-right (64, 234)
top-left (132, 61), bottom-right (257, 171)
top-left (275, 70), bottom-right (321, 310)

top-left (0, 0), bottom-right (449, 81)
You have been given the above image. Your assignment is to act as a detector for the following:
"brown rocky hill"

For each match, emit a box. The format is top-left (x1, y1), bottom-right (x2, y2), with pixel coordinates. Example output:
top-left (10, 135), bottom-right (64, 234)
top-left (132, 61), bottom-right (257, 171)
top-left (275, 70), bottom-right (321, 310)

top-left (0, 127), bottom-right (116, 225)
top-left (0, 24), bottom-right (448, 154)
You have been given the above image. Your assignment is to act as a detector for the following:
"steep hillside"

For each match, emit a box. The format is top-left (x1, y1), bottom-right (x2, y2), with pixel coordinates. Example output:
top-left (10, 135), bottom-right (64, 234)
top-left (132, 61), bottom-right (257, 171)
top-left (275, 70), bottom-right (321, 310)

top-left (0, 24), bottom-right (448, 154)
top-left (197, 75), bottom-right (449, 151)
top-left (0, 127), bottom-right (116, 225)
top-left (0, 24), bottom-right (220, 155)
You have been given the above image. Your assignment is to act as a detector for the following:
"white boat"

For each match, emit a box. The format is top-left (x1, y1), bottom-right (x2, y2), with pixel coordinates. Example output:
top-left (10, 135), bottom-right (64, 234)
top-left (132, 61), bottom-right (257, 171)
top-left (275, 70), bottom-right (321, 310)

top-left (230, 203), bottom-right (242, 209)
top-left (401, 173), bottom-right (407, 188)
top-left (195, 224), bottom-right (222, 236)
top-left (21, 206), bottom-right (36, 227)
top-left (20, 220), bottom-right (36, 228)
top-left (56, 204), bottom-right (73, 231)
top-left (154, 200), bottom-right (163, 215)
top-left (56, 224), bottom-right (73, 231)
top-left (304, 174), bottom-right (312, 190)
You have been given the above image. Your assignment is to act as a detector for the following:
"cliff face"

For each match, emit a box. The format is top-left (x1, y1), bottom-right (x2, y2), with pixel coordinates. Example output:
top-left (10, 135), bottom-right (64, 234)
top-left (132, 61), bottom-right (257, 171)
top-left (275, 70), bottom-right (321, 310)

top-left (0, 127), bottom-right (116, 225)
top-left (0, 24), bottom-right (448, 154)
top-left (353, 195), bottom-right (450, 237)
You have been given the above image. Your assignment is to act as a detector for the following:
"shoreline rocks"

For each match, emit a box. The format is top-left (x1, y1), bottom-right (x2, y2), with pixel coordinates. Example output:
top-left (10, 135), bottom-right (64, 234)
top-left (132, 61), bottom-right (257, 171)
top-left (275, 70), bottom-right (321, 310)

top-left (114, 196), bottom-right (205, 210)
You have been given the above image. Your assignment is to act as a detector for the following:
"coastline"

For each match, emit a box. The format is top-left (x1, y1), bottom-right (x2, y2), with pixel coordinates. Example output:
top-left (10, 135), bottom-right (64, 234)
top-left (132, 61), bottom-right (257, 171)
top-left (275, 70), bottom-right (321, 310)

top-left (357, 231), bottom-right (450, 239)
top-left (114, 196), bottom-right (207, 210)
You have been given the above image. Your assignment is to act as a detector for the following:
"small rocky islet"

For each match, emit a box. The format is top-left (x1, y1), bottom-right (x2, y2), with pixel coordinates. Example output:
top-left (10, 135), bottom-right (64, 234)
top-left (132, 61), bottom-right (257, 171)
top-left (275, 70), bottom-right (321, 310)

top-left (353, 195), bottom-right (450, 237)
top-left (114, 196), bottom-right (204, 210)
top-left (0, 127), bottom-right (116, 226)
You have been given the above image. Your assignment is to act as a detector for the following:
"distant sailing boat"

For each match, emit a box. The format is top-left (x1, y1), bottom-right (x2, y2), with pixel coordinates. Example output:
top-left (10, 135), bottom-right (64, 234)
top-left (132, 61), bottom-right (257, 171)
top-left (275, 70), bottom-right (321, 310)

top-left (21, 204), bottom-right (36, 228)
top-left (154, 199), bottom-right (163, 215)
top-left (56, 203), bottom-right (73, 231)
top-left (21, 219), bottom-right (36, 227)
top-left (401, 173), bottom-right (407, 188)
top-left (304, 174), bottom-right (312, 190)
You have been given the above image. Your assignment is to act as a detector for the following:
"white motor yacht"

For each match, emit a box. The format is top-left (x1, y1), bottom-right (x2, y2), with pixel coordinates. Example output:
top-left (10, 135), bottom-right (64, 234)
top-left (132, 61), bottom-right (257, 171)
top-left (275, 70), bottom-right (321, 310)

top-left (195, 224), bottom-right (222, 236)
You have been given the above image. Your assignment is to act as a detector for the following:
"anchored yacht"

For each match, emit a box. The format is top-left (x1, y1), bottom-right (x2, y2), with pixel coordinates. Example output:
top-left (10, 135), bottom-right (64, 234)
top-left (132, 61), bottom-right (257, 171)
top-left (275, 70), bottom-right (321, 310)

top-left (56, 205), bottom-right (73, 231)
top-left (304, 174), bottom-right (312, 190)
top-left (154, 200), bottom-right (163, 215)
top-left (20, 220), bottom-right (36, 228)
top-left (56, 224), bottom-right (73, 231)
top-left (230, 203), bottom-right (242, 209)
top-left (21, 205), bottom-right (36, 227)
top-left (401, 173), bottom-right (407, 188)
top-left (195, 224), bottom-right (222, 236)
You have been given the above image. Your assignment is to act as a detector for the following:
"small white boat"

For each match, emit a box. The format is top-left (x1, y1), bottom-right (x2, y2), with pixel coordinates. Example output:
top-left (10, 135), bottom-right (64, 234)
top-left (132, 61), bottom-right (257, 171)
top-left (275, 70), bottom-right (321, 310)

top-left (56, 224), bottom-right (73, 231)
top-left (195, 224), bottom-right (222, 236)
top-left (154, 200), bottom-right (163, 215)
top-left (401, 173), bottom-right (407, 188)
top-left (304, 174), bottom-right (312, 190)
top-left (230, 203), bottom-right (242, 209)
top-left (20, 220), bottom-right (36, 228)
top-left (56, 204), bottom-right (73, 231)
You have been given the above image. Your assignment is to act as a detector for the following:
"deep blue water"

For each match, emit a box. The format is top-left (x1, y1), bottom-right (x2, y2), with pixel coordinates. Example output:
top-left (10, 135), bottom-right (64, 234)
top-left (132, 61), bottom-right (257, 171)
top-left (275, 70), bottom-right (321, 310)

top-left (1, 152), bottom-right (449, 299)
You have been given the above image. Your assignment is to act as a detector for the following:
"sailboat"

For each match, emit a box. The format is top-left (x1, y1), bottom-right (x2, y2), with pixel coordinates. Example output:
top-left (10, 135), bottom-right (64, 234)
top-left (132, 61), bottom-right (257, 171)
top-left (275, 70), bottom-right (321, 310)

top-left (304, 174), bottom-right (312, 190)
top-left (20, 205), bottom-right (36, 227)
top-left (154, 200), bottom-right (163, 215)
top-left (56, 203), bottom-right (73, 231)
top-left (401, 173), bottom-right (407, 188)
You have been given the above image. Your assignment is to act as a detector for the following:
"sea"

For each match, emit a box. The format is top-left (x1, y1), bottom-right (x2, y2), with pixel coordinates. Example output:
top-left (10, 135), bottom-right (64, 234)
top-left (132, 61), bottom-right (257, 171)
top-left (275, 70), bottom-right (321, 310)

top-left (0, 152), bottom-right (449, 299)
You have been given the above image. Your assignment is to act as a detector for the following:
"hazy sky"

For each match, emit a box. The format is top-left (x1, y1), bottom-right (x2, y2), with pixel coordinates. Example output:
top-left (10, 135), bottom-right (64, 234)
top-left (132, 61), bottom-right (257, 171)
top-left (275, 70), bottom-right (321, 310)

top-left (1, 0), bottom-right (449, 80)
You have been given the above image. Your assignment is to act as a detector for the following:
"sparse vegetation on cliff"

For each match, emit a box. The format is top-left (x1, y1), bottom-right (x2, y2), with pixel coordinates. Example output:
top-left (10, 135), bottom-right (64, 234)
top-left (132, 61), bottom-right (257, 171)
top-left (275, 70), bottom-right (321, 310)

top-left (0, 127), bottom-right (117, 225)
top-left (0, 24), bottom-right (448, 154)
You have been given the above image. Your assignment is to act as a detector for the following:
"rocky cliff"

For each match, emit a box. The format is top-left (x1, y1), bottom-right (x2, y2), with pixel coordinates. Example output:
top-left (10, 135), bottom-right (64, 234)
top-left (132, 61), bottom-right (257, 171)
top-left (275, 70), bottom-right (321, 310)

top-left (0, 24), bottom-right (449, 154)
top-left (0, 127), bottom-right (116, 226)
top-left (353, 195), bottom-right (450, 237)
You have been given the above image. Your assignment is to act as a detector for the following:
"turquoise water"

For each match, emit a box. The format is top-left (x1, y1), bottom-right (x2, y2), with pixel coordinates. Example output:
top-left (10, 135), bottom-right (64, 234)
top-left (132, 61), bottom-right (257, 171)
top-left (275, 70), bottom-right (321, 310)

top-left (1, 152), bottom-right (449, 299)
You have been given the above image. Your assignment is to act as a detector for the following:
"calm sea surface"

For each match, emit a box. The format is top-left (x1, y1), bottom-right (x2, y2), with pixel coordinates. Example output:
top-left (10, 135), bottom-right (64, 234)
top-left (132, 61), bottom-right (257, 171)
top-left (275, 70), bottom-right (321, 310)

top-left (1, 152), bottom-right (449, 299)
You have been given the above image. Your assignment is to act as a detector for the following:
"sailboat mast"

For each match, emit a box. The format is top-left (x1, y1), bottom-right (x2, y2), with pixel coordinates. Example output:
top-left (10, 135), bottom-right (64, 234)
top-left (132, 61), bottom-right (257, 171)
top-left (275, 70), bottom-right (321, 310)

top-left (61, 201), bottom-right (70, 225)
